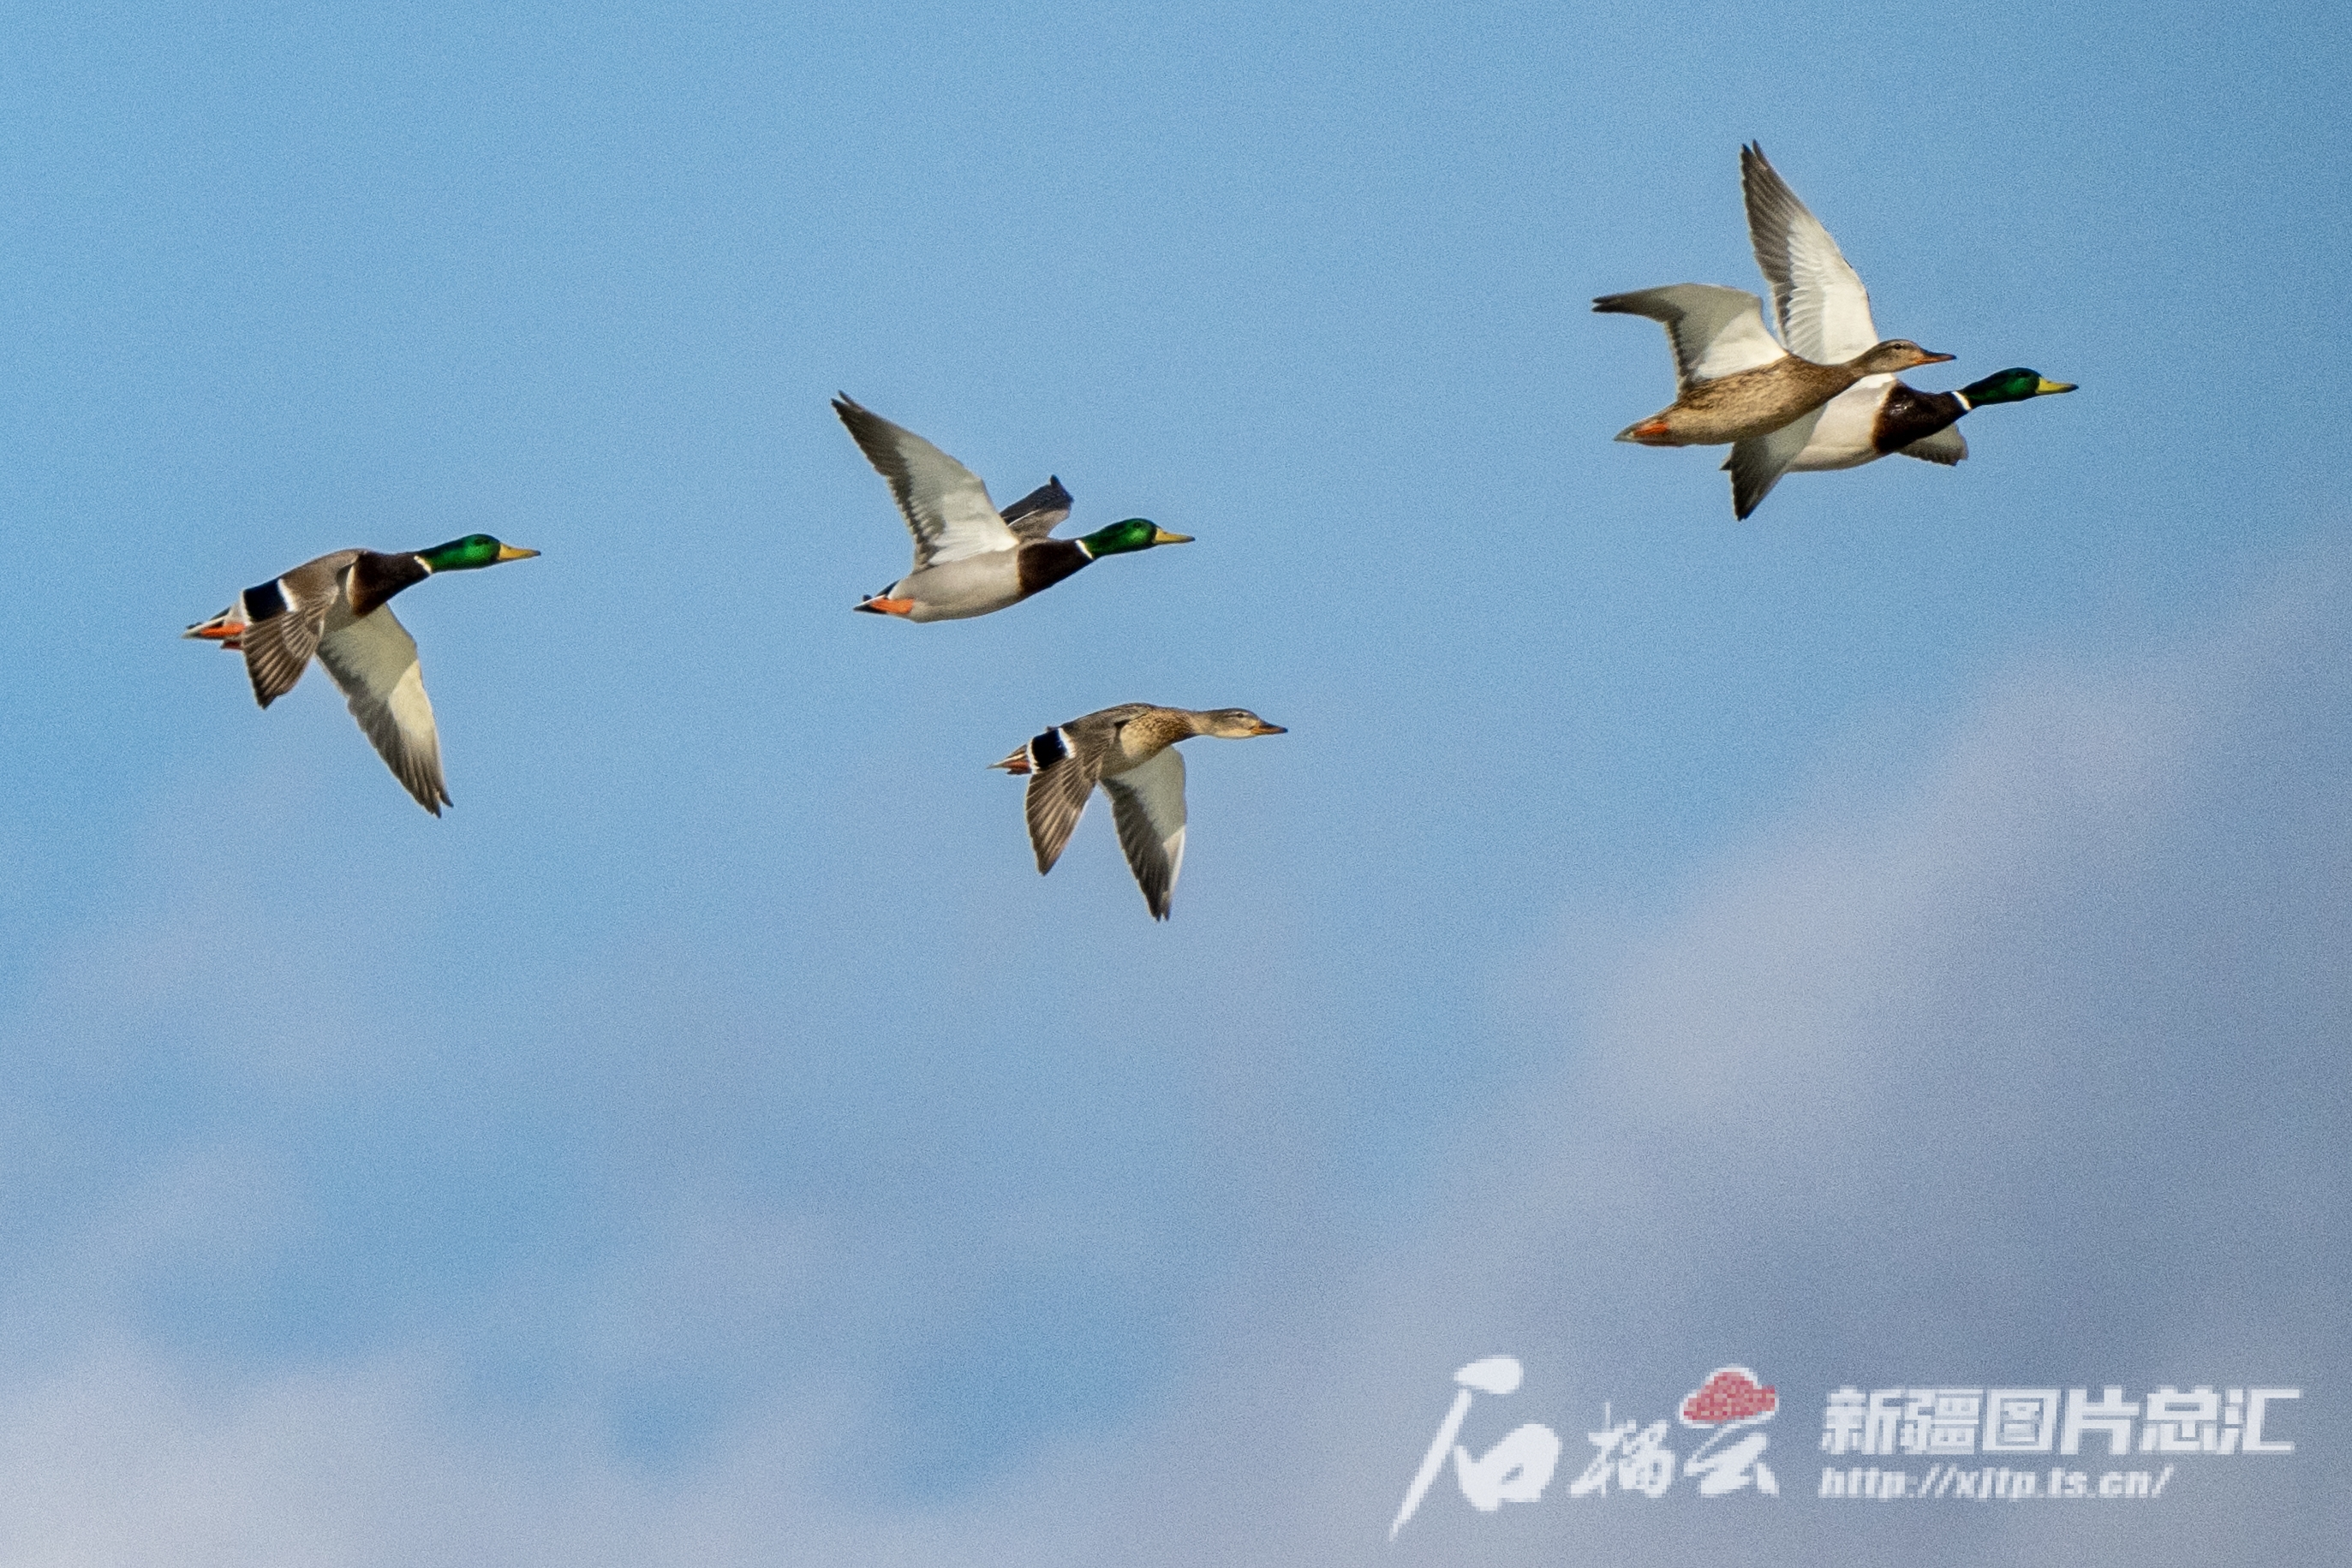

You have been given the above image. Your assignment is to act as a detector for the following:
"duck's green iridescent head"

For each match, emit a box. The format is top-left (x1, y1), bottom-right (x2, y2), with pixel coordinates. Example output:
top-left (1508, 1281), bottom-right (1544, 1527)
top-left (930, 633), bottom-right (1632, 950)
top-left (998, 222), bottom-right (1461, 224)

top-left (1961, 369), bottom-right (2077, 407)
top-left (1079, 518), bottom-right (1193, 557)
top-left (417, 534), bottom-right (541, 572)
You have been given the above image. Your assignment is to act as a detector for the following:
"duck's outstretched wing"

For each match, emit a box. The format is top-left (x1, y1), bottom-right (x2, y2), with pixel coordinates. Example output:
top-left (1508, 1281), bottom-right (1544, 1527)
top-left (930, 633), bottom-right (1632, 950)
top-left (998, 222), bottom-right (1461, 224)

top-left (1593, 284), bottom-right (1784, 386)
top-left (1018, 724), bottom-right (1104, 874)
top-left (1899, 426), bottom-right (1968, 465)
top-left (1740, 143), bottom-right (1879, 365)
top-left (235, 551), bottom-right (357, 707)
top-left (998, 476), bottom-right (1073, 541)
top-left (317, 600), bottom-right (450, 814)
top-left (1103, 746), bottom-right (1187, 921)
top-left (833, 396), bottom-right (1018, 569)
top-left (1723, 407), bottom-right (1827, 520)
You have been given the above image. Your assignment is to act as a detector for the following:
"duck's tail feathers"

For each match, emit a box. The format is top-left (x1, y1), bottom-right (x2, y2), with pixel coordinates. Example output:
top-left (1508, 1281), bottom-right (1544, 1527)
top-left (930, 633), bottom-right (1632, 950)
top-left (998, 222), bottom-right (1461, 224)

top-left (183, 607), bottom-right (248, 649)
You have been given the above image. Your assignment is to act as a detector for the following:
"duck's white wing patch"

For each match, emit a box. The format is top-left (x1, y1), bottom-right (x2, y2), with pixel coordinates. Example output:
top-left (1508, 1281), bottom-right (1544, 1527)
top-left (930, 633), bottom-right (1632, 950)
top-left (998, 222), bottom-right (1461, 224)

top-left (1722, 407), bottom-right (1825, 520)
top-left (1740, 144), bottom-right (1879, 365)
top-left (1102, 746), bottom-right (1187, 921)
top-left (833, 396), bottom-right (1018, 569)
top-left (1594, 284), bottom-right (1785, 385)
top-left (318, 601), bottom-right (450, 814)
top-left (1899, 426), bottom-right (1968, 465)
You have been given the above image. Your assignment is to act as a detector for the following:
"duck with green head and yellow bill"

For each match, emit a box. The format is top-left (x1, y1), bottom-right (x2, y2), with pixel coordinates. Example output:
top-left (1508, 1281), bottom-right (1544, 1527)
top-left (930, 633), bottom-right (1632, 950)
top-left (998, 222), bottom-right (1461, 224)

top-left (1796, 367), bottom-right (2078, 470)
top-left (993, 704), bottom-right (1286, 920)
top-left (184, 534), bottom-right (540, 814)
top-left (833, 396), bottom-right (1191, 622)
top-left (1738, 144), bottom-right (2075, 494)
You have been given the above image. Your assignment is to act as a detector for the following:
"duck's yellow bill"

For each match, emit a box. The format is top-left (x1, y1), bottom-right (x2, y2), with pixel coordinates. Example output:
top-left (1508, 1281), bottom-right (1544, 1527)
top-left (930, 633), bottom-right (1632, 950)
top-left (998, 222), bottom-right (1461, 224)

top-left (496, 545), bottom-right (541, 562)
top-left (2038, 379), bottom-right (2078, 395)
top-left (1151, 528), bottom-right (1194, 545)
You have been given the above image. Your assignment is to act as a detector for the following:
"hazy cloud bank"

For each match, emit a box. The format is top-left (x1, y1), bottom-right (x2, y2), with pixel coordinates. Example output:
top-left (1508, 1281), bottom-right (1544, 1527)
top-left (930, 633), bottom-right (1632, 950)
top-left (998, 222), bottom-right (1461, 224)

top-left (1, 559), bottom-right (2345, 1565)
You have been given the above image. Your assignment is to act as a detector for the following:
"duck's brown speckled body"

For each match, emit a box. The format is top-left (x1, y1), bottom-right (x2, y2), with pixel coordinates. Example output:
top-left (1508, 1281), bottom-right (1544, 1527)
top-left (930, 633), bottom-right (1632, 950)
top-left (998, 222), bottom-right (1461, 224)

top-left (1596, 285), bottom-right (1954, 448)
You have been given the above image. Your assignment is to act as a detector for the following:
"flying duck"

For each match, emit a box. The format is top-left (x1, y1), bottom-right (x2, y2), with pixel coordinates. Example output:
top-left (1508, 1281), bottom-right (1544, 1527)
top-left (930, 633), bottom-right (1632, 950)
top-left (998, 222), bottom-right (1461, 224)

top-left (993, 704), bottom-right (1286, 920)
top-left (834, 396), bottom-right (1191, 622)
top-left (184, 534), bottom-right (539, 814)
top-left (1593, 283), bottom-right (1953, 515)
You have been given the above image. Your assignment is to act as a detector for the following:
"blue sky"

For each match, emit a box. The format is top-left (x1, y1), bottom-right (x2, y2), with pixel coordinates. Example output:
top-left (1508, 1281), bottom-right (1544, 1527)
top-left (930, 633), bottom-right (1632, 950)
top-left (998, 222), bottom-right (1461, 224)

top-left (0, 0), bottom-right (2345, 1561)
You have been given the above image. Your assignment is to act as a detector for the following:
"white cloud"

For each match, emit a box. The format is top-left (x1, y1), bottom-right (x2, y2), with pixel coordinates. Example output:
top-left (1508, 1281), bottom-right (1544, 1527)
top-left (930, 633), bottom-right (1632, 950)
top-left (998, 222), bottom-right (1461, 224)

top-left (0, 562), bottom-right (2343, 1565)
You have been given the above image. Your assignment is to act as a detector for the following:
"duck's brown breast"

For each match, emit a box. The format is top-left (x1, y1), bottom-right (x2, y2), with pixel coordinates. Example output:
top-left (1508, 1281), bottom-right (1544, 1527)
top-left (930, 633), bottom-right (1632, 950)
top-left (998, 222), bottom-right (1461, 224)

top-left (345, 551), bottom-right (431, 617)
top-left (1871, 384), bottom-right (1968, 454)
top-left (1016, 540), bottom-right (1091, 598)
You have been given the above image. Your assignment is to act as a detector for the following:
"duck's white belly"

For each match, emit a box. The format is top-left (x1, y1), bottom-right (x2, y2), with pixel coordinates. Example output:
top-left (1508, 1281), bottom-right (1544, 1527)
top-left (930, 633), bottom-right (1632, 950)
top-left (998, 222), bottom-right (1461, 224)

top-left (901, 551), bottom-right (1023, 621)
top-left (1788, 377), bottom-right (1889, 471)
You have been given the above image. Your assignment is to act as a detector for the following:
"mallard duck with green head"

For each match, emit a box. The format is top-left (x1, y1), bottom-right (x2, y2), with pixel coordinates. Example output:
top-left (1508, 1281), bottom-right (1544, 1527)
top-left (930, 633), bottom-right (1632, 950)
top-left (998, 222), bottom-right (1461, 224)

top-left (1740, 143), bottom-right (2074, 487)
top-left (834, 396), bottom-right (1191, 622)
top-left (992, 704), bottom-right (1286, 920)
top-left (184, 534), bottom-right (539, 814)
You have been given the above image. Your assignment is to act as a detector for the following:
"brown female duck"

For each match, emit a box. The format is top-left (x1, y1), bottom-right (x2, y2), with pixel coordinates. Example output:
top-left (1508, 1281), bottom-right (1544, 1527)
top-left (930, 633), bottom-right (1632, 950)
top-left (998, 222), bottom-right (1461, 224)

top-left (993, 705), bottom-right (1286, 920)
